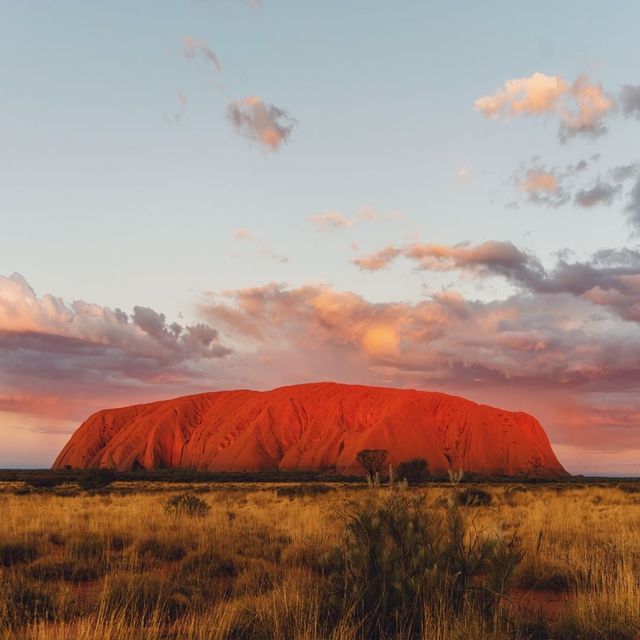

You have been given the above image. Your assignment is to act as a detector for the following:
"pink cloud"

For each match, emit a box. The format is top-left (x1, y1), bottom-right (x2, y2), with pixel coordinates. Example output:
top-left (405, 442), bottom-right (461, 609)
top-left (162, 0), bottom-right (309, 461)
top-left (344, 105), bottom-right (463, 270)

top-left (198, 280), bottom-right (640, 472)
top-left (232, 228), bottom-right (253, 240)
top-left (353, 241), bottom-right (640, 325)
top-left (475, 72), bottom-right (615, 140)
top-left (0, 273), bottom-right (231, 426)
top-left (310, 211), bottom-right (354, 230)
top-left (227, 97), bottom-right (296, 152)
top-left (519, 169), bottom-right (559, 193)
top-left (354, 240), bottom-right (534, 279)
top-left (352, 246), bottom-right (402, 271)
top-left (475, 72), bottom-right (568, 117)
top-left (182, 36), bottom-right (221, 73)
top-left (4, 264), bottom-right (640, 472)
top-left (310, 206), bottom-right (401, 232)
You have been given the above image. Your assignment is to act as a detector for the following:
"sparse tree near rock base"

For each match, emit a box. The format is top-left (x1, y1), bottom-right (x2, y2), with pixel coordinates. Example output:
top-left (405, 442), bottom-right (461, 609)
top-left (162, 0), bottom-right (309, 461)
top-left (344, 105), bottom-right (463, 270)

top-left (356, 449), bottom-right (388, 487)
top-left (397, 457), bottom-right (430, 485)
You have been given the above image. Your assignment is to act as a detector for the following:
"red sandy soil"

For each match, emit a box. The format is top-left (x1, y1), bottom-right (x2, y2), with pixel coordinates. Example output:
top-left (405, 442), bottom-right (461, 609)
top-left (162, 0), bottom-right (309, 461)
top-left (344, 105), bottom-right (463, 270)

top-left (510, 588), bottom-right (574, 626)
top-left (52, 382), bottom-right (567, 477)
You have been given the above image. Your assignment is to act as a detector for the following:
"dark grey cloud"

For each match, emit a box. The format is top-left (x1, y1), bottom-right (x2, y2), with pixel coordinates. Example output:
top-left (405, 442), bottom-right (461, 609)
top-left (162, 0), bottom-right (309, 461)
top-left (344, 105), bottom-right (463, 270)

top-left (508, 157), bottom-right (640, 231)
top-left (625, 178), bottom-right (640, 231)
top-left (0, 273), bottom-right (232, 420)
top-left (574, 181), bottom-right (621, 208)
top-left (609, 163), bottom-right (640, 182)
top-left (354, 240), bottom-right (640, 325)
top-left (510, 157), bottom-right (601, 208)
top-left (620, 85), bottom-right (640, 119)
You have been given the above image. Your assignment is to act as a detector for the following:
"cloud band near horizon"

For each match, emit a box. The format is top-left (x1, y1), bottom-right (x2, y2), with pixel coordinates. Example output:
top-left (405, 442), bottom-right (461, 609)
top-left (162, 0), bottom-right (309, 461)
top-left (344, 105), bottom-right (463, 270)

top-left (3, 248), bottom-right (640, 473)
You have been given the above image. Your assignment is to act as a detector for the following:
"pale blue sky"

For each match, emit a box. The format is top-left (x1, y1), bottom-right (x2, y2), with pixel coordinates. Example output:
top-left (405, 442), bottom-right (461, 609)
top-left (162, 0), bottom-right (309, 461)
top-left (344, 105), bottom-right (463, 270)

top-left (2, 1), bottom-right (638, 318)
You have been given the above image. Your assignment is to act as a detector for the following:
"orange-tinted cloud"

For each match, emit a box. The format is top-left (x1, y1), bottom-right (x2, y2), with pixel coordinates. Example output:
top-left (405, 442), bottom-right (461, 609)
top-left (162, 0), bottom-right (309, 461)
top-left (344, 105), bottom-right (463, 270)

top-left (310, 211), bottom-right (353, 230)
top-left (475, 72), bottom-right (568, 117)
top-left (232, 228), bottom-right (252, 240)
top-left (508, 156), bottom-right (637, 211)
top-left (200, 281), bottom-right (640, 392)
top-left (520, 169), bottom-right (559, 193)
top-left (475, 72), bottom-right (615, 140)
top-left (353, 246), bottom-right (402, 271)
top-left (198, 280), bottom-right (640, 472)
top-left (354, 240), bottom-right (537, 282)
top-left (227, 97), bottom-right (296, 152)
top-left (0, 273), bottom-right (231, 425)
top-left (353, 241), bottom-right (640, 324)
top-left (4, 267), bottom-right (640, 472)
top-left (309, 206), bottom-right (399, 231)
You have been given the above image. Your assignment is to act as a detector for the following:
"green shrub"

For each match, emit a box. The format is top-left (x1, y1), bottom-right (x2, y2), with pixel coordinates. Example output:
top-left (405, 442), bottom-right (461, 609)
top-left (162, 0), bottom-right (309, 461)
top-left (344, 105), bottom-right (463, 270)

top-left (397, 458), bottom-right (430, 485)
top-left (327, 493), bottom-right (443, 636)
top-left (275, 484), bottom-right (335, 499)
top-left (618, 483), bottom-right (640, 494)
top-left (77, 468), bottom-right (117, 491)
top-left (165, 492), bottom-right (211, 517)
top-left (456, 487), bottom-right (493, 507)
top-left (109, 533), bottom-right (132, 551)
top-left (0, 541), bottom-right (39, 567)
top-left (48, 532), bottom-right (66, 547)
top-left (0, 575), bottom-right (73, 628)
top-left (24, 475), bottom-right (63, 489)
top-left (180, 550), bottom-right (239, 579)
top-left (68, 533), bottom-right (107, 562)
top-left (325, 490), bottom-right (522, 637)
top-left (100, 574), bottom-right (193, 622)
top-left (136, 537), bottom-right (187, 563)
top-left (27, 560), bottom-right (99, 583)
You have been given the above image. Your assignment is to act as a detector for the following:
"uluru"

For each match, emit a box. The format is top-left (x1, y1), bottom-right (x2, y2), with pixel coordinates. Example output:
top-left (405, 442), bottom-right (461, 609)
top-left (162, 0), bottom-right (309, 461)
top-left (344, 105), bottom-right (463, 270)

top-left (52, 382), bottom-right (567, 477)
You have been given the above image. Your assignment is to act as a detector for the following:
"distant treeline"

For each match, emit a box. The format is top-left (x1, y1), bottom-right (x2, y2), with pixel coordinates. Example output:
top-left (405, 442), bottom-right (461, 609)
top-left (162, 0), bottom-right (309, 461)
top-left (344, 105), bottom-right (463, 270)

top-left (2, 467), bottom-right (638, 487)
top-left (1, 468), bottom-right (362, 486)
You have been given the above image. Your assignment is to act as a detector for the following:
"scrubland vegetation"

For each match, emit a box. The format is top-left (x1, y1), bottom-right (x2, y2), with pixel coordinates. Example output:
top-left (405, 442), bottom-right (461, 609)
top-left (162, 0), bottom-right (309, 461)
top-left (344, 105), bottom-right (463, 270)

top-left (0, 476), bottom-right (639, 639)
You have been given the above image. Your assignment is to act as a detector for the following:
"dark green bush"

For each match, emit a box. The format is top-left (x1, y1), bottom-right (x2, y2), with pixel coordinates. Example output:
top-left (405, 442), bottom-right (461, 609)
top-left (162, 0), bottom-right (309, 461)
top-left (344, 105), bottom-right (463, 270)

top-left (68, 533), bottom-right (107, 562)
top-left (456, 487), bottom-right (493, 507)
top-left (618, 483), bottom-right (640, 494)
top-left (325, 489), bottom-right (522, 638)
top-left (0, 541), bottom-right (39, 567)
top-left (0, 575), bottom-right (73, 628)
top-left (27, 560), bottom-right (99, 583)
top-left (397, 458), bottom-right (430, 485)
top-left (77, 468), bottom-right (117, 491)
top-left (24, 475), bottom-right (63, 489)
top-left (136, 537), bottom-right (187, 563)
top-left (180, 550), bottom-right (240, 579)
top-left (275, 484), bottom-right (335, 499)
top-left (48, 532), bottom-right (66, 547)
top-left (109, 533), bottom-right (132, 551)
top-left (100, 574), bottom-right (193, 622)
top-left (165, 492), bottom-right (211, 517)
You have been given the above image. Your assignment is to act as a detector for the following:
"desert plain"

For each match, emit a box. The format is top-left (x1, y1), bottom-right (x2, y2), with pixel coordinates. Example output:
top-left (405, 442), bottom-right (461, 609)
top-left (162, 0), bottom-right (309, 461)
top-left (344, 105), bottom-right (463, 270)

top-left (1, 473), bottom-right (639, 640)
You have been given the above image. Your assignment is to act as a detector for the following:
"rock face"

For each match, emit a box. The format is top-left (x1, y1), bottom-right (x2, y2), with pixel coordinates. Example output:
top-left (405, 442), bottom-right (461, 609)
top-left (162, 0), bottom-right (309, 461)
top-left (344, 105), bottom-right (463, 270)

top-left (52, 382), bottom-right (568, 477)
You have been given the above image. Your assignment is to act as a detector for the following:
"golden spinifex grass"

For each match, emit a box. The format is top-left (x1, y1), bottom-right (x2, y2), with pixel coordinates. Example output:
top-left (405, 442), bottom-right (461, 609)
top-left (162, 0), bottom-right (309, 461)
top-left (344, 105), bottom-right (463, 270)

top-left (0, 481), bottom-right (639, 639)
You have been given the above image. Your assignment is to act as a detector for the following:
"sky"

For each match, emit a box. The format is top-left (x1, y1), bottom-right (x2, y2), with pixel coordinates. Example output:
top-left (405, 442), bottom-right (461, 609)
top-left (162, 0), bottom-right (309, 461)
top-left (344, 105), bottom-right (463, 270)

top-left (2, 1), bottom-right (640, 473)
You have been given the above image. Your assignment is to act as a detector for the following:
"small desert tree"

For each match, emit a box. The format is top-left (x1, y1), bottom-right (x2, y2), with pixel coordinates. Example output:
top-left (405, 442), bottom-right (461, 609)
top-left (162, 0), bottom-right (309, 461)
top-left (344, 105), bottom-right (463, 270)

top-left (397, 457), bottom-right (429, 485)
top-left (356, 449), bottom-right (388, 486)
